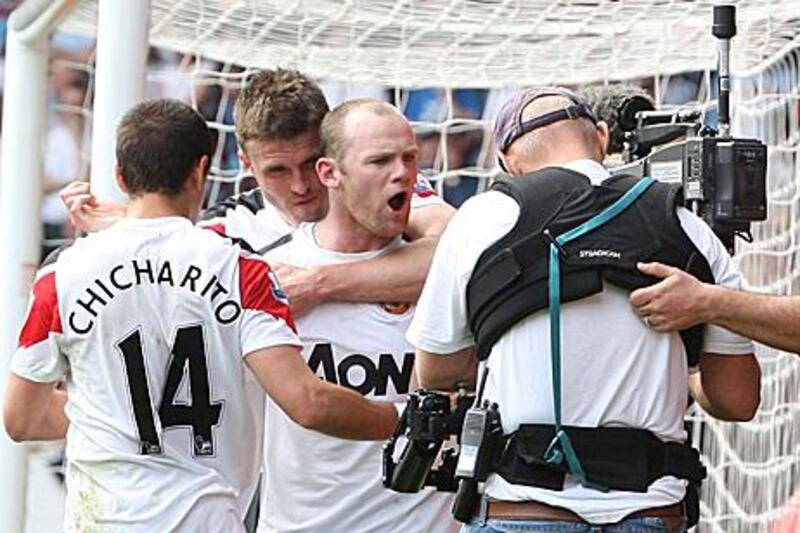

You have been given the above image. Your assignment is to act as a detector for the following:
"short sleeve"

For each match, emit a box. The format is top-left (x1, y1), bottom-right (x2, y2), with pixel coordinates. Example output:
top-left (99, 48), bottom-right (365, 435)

top-left (407, 192), bottom-right (520, 354)
top-left (10, 269), bottom-right (68, 383)
top-left (238, 255), bottom-right (302, 357)
top-left (677, 207), bottom-right (754, 355)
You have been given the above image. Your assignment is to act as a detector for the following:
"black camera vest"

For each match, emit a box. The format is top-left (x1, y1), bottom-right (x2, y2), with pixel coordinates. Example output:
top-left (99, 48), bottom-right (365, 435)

top-left (466, 166), bottom-right (714, 366)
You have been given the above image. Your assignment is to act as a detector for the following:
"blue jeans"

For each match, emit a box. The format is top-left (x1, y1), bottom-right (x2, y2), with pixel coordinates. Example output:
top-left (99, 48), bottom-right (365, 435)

top-left (462, 516), bottom-right (686, 533)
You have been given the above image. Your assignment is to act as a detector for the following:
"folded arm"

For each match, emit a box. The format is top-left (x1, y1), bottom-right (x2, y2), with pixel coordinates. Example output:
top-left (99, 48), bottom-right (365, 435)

top-left (275, 203), bottom-right (455, 316)
top-left (246, 344), bottom-right (398, 440)
top-left (688, 351), bottom-right (761, 421)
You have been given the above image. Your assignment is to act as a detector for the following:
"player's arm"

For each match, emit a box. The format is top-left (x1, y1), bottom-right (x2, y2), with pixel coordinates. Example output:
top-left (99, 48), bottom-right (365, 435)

top-left (59, 181), bottom-right (127, 233)
top-left (4, 376), bottom-right (68, 442)
top-left (238, 255), bottom-right (398, 439)
top-left (632, 262), bottom-right (800, 353)
top-left (405, 199), bottom-right (455, 241)
top-left (6, 263), bottom-right (70, 442)
top-left (408, 197), bottom-right (487, 392)
top-left (274, 203), bottom-right (455, 316)
top-left (688, 351), bottom-right (760, 421)
top-left (415, 346), bottom-right (479, 392)
top-left (245, 345), bottom-right (398, 440)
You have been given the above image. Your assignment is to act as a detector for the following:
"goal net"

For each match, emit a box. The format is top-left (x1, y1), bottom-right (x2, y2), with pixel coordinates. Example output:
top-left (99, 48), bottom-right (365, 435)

top-left (14, 1), bottom-right (800, 531)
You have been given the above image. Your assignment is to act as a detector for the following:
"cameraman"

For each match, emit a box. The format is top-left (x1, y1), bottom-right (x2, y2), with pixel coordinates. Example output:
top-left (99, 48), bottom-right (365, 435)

top-left (406, 87), bottom-right (760, 532)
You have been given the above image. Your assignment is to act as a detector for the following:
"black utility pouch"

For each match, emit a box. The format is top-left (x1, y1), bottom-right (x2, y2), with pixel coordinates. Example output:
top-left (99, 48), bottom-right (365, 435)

top-left (495, 424), bottom-right (705, 493)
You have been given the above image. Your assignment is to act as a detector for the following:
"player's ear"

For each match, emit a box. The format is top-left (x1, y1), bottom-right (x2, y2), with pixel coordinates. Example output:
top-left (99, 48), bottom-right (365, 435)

top-left (316, 157), bottom-right (340, 189)
top-left (114, 165), bottom-right (130, 194)
top-left (238, 148), bottom-right (252, 171)
top-left (190, 155), bottom-right (210, 191)
top-left (596, 120), bottom-right (610, 158)
top-left (200, 154), bottom-right (211, 177)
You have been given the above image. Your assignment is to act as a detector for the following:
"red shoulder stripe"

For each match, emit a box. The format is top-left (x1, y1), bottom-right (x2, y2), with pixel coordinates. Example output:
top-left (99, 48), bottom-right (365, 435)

top-left (239, 257), bottom-right (297, 333)
top-left (200, 222), bottom-right (227, 237)
top-left (18, 271), bottom-right (62, 348)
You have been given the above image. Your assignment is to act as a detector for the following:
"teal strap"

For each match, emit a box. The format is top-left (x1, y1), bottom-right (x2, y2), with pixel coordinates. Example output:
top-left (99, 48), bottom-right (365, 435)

top-left (544, 177), bottom-right (655, 492)
top-left (556, 178), bottom-right (656, 245)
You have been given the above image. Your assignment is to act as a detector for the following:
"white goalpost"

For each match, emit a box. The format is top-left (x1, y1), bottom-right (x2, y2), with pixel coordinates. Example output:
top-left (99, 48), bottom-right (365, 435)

top-left (3, 1), bottom-right (800, 531)
top-left (0, 1), bottom-right (149, 530)
top-left (0, 2), bottom-right (78, 530)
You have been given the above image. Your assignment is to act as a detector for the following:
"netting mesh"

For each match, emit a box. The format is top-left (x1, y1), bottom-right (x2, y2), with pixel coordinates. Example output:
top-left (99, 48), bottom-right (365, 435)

top-left (705, 47), bottom-right (800, 533)
top-left (60, 0), bottom-right (800, 88)
top-left (24, 1), bottom-right (800, 531)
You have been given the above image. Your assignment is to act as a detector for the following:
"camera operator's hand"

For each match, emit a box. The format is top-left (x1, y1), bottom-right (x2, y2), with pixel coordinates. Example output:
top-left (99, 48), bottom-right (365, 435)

top-left (630, 262), bottom-right (713, 331)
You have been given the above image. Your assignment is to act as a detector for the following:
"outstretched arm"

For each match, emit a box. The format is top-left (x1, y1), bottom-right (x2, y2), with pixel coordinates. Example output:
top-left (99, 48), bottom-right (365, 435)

top-left (631, 261), bottom-right (800, 353)
top-left (246, 345), bottom-right (398, 440)
top-left (4, 375), bottom-right (68, 442)
top-left (275, 203), bottom-right (455, 316)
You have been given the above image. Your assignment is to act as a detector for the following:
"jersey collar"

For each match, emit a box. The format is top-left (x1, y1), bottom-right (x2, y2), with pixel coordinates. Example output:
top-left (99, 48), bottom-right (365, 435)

top-left (556, 159), bottom-right (610, 186)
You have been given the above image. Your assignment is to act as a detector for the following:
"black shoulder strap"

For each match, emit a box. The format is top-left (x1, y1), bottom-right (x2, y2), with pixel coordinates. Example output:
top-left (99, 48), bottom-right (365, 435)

top-left (467, 170), bottom-right (714, 364)
top-left (468, 168), bottom-right (596, 359)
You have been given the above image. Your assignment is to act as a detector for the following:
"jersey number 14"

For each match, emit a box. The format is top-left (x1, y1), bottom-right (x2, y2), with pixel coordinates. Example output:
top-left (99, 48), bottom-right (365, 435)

top-left (117, 325), bottom-right (223, 456)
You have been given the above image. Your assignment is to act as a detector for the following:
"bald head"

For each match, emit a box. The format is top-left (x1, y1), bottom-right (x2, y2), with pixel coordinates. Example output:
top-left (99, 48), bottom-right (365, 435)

top-left (320, 99), bottom-right (407, 163)
top-left (499, 92), bottom-right (609, 176)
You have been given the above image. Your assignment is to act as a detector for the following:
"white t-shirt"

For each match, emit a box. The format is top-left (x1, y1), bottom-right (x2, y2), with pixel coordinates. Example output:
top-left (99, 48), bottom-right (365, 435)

top-left (258, 223), bottom-right (457, 533)
top-left (11, 217), bottom-right (301, 532)
top-left (199, 175), bottom-right (444, 250)
top-left (407, 159), bottom-right (754, 524)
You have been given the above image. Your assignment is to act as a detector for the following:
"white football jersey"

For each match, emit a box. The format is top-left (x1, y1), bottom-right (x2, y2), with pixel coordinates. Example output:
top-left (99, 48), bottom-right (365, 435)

top-left (199, 175), bottom-right (444, 251)
top-left (11, 217), bottom-right (301, 533)
top-left (258, 223), bottom-right (458, 533)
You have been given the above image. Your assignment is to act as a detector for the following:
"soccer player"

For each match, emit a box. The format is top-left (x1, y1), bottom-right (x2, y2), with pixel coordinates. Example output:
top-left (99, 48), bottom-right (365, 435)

top-left (3, 99), bottom-right (398, 532)
top-left (259, 99), bottom-right (458, 533)
top-left (60, 68), bottom-right (454, 317)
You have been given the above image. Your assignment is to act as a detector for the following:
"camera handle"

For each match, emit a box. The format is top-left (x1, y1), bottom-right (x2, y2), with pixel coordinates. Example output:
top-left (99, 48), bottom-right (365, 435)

top-left (713, 5), bottom-right (736, 139)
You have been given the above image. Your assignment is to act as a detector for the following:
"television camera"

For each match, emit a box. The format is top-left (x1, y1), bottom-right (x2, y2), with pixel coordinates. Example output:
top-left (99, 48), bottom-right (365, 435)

top-left (611, 5), bottom-right (767, 253)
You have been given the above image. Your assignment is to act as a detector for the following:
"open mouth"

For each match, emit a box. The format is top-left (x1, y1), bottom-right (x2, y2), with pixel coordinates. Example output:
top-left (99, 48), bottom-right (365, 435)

top-left (387, 192), bottom-right (408, 212)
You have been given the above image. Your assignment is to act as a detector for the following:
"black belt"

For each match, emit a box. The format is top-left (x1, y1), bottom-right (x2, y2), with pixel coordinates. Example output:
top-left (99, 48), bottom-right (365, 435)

top-left (495, 424), bottom-right (706, 492)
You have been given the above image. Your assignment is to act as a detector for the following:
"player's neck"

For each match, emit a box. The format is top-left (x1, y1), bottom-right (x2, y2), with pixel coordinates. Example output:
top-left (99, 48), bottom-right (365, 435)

top-left (314, 207), bottom-right (393, 253)
top-left (126, 193), bottom-right (195, 221)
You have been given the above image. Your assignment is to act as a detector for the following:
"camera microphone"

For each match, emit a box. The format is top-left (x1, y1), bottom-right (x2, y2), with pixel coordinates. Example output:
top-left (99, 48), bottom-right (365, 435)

top-left (583, 84), bottom-right (655, 155)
